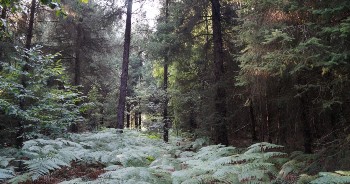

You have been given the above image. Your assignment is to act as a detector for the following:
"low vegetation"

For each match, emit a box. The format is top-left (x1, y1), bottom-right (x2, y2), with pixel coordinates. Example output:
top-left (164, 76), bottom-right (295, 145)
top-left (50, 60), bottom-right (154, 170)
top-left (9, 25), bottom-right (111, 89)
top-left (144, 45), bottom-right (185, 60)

top-left (0, 129), bottom-right (349, 184)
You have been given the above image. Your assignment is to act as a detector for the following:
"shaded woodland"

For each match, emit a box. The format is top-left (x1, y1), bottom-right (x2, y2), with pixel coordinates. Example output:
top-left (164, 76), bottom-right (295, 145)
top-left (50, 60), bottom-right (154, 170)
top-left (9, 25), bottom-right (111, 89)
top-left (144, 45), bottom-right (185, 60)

top-left (1, 0), bottom-right (350, 183)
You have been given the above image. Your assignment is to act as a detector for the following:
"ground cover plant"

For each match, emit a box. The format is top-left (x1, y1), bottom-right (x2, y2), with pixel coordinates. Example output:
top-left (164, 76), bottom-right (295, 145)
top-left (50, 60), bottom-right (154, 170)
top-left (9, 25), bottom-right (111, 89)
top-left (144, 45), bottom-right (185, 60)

top-left (0, 129), bottom-right (349, 184)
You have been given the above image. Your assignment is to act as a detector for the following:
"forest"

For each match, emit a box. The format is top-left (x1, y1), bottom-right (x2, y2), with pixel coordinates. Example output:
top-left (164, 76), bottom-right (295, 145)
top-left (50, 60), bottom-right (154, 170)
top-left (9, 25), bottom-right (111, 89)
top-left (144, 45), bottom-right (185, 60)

top-left (1, 0), bottom-right (350, 183)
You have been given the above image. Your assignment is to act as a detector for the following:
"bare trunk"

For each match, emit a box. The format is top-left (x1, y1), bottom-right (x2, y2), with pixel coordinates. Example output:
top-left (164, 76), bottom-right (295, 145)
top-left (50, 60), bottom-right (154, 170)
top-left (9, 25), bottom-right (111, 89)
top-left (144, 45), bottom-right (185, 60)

top-left (25, 0), bottom-right (36, 51)
top-left (163, 0), bottom-right (170, 142)
top-left (0, 5), bottom-right (7, 60)
top-left (74, 22), bottom-right (82, 86)
top-left (300, 94), bottom-right (312, 153)
top-left (211, 0), bottom-right (228, 145)
top-left (265, 93), bottom-right (272, 143)
top-left (126, 103), bottom-right (130, 128)
top-left (116, 0), bottom-right (133, 129)
top-left (248, 98), bottom-right (258, 142)
top-left (138, 111), bottom-right (141, 129)
top-left (134, 111), bottom-right (138, 129)
top-left (298, 77), bottom-right (312, 153)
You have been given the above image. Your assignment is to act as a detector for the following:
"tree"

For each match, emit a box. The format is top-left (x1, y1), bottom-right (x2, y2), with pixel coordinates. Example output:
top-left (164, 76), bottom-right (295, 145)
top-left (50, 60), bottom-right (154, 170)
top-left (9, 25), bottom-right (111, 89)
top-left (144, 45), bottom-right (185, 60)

top-left (116, 0), bottom-right (133, 129)
top-left (210, 0), bottom-right (228, 145)
top-left (163, 0), bottom-right (170, 142)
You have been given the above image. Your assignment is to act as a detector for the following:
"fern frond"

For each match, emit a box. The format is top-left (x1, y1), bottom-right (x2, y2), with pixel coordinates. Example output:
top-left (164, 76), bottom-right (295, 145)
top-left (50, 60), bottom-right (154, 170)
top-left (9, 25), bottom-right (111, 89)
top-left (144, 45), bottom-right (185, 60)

top-left (172, 168), bottom-right (207, 184)
top-left (310, 172), bottom-right (350, 184)
top-left (182, 174), bottom-right (217, 184)
top-left (25, 157), bottom-right (70, 179)
top-left (246, 142), bottom-right (284, 154)
top-left (0, 168), bottom-right (15, 181)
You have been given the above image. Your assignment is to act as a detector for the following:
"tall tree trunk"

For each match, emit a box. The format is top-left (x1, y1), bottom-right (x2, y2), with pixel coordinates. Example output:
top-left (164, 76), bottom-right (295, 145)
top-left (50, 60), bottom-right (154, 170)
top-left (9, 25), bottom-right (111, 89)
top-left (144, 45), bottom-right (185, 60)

top-left (298, 77), bottom-right (312, 153)
top-left (265, 92), bottom-right (272, 143)
top-left (126, 103), bottom-right (131, 128)
top-left (17, 0), bottom-right (36, 149)
top-left (0, 5), bottom-right (7, 60)
top-left (116, 0), bottom-right (133, 129)
top-left (248, 98), bottom-right (258, 142)
top-left (25, 0), bottom-right (36, 51)
top-left (211, 0), bottom-right (228, 145)
top-left (74, 21), bottom-right (82, 86)
top-left (138, 111), bottom-right (142, 129)
top-left (163, 0), bottom-right (170, 142)
top-left (134, 111), bottom-right (138, 129)
top-left (300, 94), bottom-right (312, 153)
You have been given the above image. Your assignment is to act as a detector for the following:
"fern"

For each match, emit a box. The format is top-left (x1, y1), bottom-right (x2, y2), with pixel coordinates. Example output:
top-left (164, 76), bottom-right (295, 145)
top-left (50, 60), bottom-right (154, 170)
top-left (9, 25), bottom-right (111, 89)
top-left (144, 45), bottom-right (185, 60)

top-left (310, 172), bottom-right (350, 184)
top-left (246, 142), bottom-right (284, 153)
top-left (0, 168), bottom-right (15, 181)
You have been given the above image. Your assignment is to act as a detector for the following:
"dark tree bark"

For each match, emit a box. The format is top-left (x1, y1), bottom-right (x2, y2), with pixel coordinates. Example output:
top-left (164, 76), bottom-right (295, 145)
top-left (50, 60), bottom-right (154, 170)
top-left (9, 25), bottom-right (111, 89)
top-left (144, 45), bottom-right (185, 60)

top-left (300, 93), bottom-right (312, 153)
top-left (298, 77), bottom-right (312, 153)
top-left (134, 111), bottom-right (138, 129)
top-left (74, 20), bottom-right (83, 86)
top-left (25, 0), bottom-right (36, 51)
top-left (0, 5), bottom-right (7, 60)
top-left (211, 0), bottom-right (228, 145)
top-left (116, 0), bottom-right (133, 129)
top-left (248, 98), bottom-right (258, 142)
top-left (163, 0), bottom-right (170, 142)
top-left (265, 93), bottom-right (272, 143)
top-left (126, 103), bottom-right (131, 128)
top-left (138, 111), bottom-right (142, 129)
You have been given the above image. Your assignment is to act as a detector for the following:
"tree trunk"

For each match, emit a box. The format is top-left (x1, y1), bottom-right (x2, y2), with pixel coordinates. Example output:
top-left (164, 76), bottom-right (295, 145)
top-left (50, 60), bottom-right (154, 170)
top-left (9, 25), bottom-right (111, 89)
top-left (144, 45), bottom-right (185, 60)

top-left (298, 77), bottom-right (312, 153)
top-left (25, 0), bottom-right (36, 51)
top-left (126, 103), bottom-right (130, 128)
top-left (74, 21), bottom-right (82, 86)
top-left (211, 0), bottom-right (228, 145)
top-left (300, 94), bottom-right (312, 153)
top-left (163, 0), bottom-right (170, 143)
top-left (138, 111), bottom-right (142, 129)
top-left (248, 98), bottom-right (258, 142)
top-left (265, 93), bottom-right (272, 143)
top-left (116, 0), bottom-right (133, 129)
top-left (134, 111), bottom-right (138, 129)
top-left (0, 5), bottom-right (7, 60)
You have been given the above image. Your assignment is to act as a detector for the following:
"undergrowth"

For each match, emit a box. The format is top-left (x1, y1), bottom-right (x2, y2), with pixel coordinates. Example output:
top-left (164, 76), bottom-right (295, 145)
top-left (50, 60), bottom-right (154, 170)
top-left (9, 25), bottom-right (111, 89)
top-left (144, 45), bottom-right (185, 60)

top-left (0, 129), bottom-right (349, 184)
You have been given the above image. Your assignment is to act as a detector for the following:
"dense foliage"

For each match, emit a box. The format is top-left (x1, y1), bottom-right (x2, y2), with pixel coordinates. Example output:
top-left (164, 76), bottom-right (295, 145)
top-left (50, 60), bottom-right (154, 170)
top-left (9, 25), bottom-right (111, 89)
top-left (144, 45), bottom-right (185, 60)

top-left (1, 0), bottom-right (350, 183)
top-left (0, 129), bottom-right (349, 184)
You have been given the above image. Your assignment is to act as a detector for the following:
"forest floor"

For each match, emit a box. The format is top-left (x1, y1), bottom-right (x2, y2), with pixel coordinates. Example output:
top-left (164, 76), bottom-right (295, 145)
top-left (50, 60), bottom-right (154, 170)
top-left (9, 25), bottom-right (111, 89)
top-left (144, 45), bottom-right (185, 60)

top-left (1, 129), bottom-right (350, 184)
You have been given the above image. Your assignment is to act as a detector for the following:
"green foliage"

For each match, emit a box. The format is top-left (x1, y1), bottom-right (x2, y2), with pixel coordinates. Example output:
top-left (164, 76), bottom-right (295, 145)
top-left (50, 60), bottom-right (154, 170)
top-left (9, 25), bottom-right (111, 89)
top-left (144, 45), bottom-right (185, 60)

top-left (0, 46), bottom-right (83, 141)
top-left (0, 156), bottom-right (15, 181)
top-left (310, 171), bottom-right (350, 184)
top-left (2, 129), bottom-right (349, 183)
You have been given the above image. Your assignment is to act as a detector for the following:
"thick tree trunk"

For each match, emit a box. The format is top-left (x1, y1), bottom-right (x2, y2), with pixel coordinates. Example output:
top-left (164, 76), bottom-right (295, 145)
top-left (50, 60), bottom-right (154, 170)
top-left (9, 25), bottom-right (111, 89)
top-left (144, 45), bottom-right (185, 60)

top-left (211, 0), bottom-right (228, 145)
top-left (116, 0), bottom-right (133, 129)
top-left (163, 0), bottom-right (170, 142)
